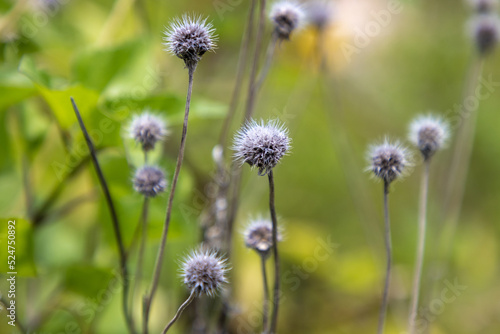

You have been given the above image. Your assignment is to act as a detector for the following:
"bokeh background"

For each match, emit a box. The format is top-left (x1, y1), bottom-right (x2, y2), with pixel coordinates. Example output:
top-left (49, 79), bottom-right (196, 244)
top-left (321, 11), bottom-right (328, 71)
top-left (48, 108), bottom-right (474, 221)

top-left (1, 0), bottom-right (500, 333)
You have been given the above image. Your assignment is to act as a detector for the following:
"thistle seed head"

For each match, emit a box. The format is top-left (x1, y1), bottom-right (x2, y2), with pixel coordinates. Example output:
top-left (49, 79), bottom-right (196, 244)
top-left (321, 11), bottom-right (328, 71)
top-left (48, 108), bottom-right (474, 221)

top-left (469, 13), bottom-right (500, 55)
top-left (244, 218), bottom-right (282, 256)
top-left (181, 249), bottom-right (229, 297)
top-left (232, 119), bottom-right (291, 176)
top-left (129, 113), bottom-right (167, 151)
top-left (270, 1), bottom-right (305, 40)
top-left (467, 0), bottom-right (497, 13)
top-left (133, 166), bottom-right (167, 197)
top-left (163, 15), bottom-right (217, 70)
top-left (306, 1), bottom-right (334, 31)
top-left (409, 115), bottom-right (449, 160)
top-left (368, 140), bottom-right (411, 184)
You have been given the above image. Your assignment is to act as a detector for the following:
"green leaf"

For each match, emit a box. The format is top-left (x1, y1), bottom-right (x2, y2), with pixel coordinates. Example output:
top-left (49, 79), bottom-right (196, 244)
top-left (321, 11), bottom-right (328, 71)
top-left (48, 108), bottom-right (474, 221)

top-left (64, 265), bottom-right (115, 297)
top-left (0, 65), bottom-right (36, 110)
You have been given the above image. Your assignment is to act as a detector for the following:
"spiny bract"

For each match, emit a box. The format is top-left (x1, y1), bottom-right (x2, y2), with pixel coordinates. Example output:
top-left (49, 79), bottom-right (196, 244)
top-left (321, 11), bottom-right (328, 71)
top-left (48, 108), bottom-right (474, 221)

top-left (129, 112), bottom-right (167, 151)
top-left (233, 119), bottom-right (291, 176)
top-left (409, 115), bottom-right (449, 160)
top-left (368, 140), bottom-right (411, 184)
top-left (133, 166), bottom-right (167, 197)
top-left (163, 15), bottom-right (217, 70)
top-left (181, 249), bottom-right (229, 297)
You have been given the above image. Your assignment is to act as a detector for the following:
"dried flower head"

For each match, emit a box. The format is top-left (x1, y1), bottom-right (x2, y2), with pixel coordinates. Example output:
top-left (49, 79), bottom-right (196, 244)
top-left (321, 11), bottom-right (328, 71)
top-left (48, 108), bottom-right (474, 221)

top-left (409, 115), bottom-right (449, 160)
top-left (368, 140), bottom-right (411, 184)
top-left (233, 120), bottom-right (291, 176)
top-left (270, 1), bottom-right (304, 40)
top-left (467, 0), bottom-right (498, 13)
top-left (306, 1), bottom-right (334, 31)
top-left (244, 218), bottom-right (282, 256)
top-left (133, 166), bottom-right (167, 197)
top-left (469, 13), bottom-right (500, 55)
top-left (163, 15), bottom-right (217, 70)
top-left (129, 113), bottom-right (167, 151)
top-left (181, 249), bottom-right (229, 297)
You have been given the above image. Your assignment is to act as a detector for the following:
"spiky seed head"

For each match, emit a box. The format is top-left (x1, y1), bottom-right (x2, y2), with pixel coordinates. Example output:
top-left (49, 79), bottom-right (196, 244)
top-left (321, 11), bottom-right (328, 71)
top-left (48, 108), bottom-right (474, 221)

top-left (133, 166), bottom-right (167, 197)
top-left (232, 119), bottom-right (291, 176)
top-left (467, 0), bottom-right (498, 13)
top-left (181, 249), bottom-right (229, 297)
top-left (244, 218), bottom-right (282, 256)
top-left (163, 15), bottom-right (217, 70)
top-left (469, 13), bottom-right (500, 55)
top-left (270, 1), bottom-right (305, 40)
top-left (306, 1), bottom-right (334, 31)
top-left (368, 140), bottom-right (411, 184)
top-left (129, 113), bottom-right (167, 151)
top-left (409, 115), bottom-right (449, 160)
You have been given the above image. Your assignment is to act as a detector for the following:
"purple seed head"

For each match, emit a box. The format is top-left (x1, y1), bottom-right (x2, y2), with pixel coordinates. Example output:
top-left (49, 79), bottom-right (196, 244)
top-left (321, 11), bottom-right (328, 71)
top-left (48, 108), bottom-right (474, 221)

top-left (368, 139), bottom-right (411, 184)
top-left (133, 166), bottom-right (167, 197)
top-left (409, 115), bottom-right (449, 160)
top-left (270, 1), bottom-right (305, 40)
top-left (244, 218), bottom-right (282, 256)
top-left (129, 112), bottom-right (167, 152)
top-left (469, 13), bottom-right (500, 55)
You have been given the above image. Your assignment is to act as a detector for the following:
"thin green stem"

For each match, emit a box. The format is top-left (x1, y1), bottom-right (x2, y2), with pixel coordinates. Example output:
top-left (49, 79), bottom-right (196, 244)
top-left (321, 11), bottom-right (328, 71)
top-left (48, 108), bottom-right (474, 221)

top-left (161, 290), bottom-right (196, 334)
top-left (254, 33), bottom-right (278, 97)
top-left (268, 170), bottom-right (280, 334)
top-left (260, 254), bottom-right (270, 334)
top-left (378, 181), bottom-right (392, 334)
top-left (132, 197), bottom-right (149, 326)
top-left (70, 98), bottom-right (135, 334)
top-left (409, 160), bottom-right (430, 334)
top-left (143, 66), bottom-right (195, 334)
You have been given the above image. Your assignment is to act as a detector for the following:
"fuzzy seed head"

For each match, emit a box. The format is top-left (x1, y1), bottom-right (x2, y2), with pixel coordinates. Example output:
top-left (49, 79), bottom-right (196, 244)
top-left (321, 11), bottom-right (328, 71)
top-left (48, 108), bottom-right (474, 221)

top-left (133, 166), bottom-right (167, 197)
top-left (270, 1), bottom-right (304, 40)
top-left (163, 15), bottom-right (217, 70)
top-left (469, 13), bottom-right (500, 55)
top-left (181, 249), bottom-right (229, 297)
top-left (306, 1), bottom-right (334, 31)
top-left (368, 140), bottom-right (411, 184)
top-left (409, 115), bottom-right (449, 160)
top-left (244, 218), bottom-right (282, 256)
top-left (467, 0), bottom-right (498, 13)
top-left (129, 113), bottom-right (167, 151)
top-left (233, 120), bottom-right (291, 176)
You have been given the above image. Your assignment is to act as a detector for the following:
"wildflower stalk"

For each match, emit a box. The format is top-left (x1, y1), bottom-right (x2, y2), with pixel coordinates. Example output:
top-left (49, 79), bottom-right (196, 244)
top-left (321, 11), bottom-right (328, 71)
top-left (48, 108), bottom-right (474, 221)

top-left (244, 0), bottom-right (268, 121)
top-left (143, 66), bottom-right (195, 333)
top-left (218, 0), bottom-right (258, 150)
top-left (70, 97), bottom-right (136, 334)
top-left (268, 170), bottom-right (281, 334)
top-left (378, 180), bottom-right (392, 334)
top-left (161, 290), bottom-right (197, 334)
top-left (260, 254), bottom-right (270, 333)
top-left (131, 197), bottom-right (149, 317)
top-left (408, 160), bottom-right (430, 334)
top-left (254, 32), bottom-right (279, 98)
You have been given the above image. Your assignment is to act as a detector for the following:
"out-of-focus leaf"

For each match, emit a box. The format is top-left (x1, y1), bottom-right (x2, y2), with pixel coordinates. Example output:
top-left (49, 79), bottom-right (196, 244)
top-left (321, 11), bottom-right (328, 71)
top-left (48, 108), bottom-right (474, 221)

top-left (64, 265), bottom-right (115, 297)
top-left (0, 65), bottom-right (36, 110)
top-left (18, 56), bottom-right (53, 88)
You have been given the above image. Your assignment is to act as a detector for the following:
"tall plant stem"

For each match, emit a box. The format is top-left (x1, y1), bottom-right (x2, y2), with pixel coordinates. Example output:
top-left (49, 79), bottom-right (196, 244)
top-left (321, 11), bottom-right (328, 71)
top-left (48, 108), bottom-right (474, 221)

top-left (244, 0), bottom-right (267, 121)
top-left (260, 254), bottom-right (270, 333)
top-left (143, 66), bottom-right (195, 334)
top-left (131, 197), bottom-right (149, 319)
top-left (70, 98), bottom-right (136, 334)
top-left (442, 57), bottom-right (484, 243)
top-left (378, 181), bottom-right (392, 334)
top-left (218, 0), bottom-right (257, 150)
top-left (268, 170), bottom-right (281, 334)
top-left (408, 160), bottom-right (430, 334)
top-left (161, 290), bottom-right (196, 334)
top-left (253, 33), bottom-right (278, 99)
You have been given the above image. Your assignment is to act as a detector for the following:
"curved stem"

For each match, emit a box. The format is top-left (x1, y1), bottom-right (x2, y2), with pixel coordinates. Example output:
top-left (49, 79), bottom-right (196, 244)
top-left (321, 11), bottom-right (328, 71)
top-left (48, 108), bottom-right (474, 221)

top-left (143, 66), bottom-right (195, 334)
top-left (244, 0), bottom-right (267, 121)
top-left (378, 180), bottom-right (392, 334)
top-left (70, 98), bottom-right (135, 334)
top-left (268, 170), bottom-right (281, 334)
top-left (409, 160), bottom-right (430, 334)
top-left (218, 0), bottom-right (257, 150)
top-left (260, 254), bottom-right (270, 334)
top-left (162, 290), bottom-right (197, 334)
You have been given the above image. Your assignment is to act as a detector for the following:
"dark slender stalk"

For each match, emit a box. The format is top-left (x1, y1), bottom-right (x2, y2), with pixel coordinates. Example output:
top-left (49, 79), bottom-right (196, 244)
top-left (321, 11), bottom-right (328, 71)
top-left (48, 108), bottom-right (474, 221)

top-left (143, 66), bottom-right (196, 333)
top-left (260, 254), bottom-right (270, 333)
top-left (409, 160), bottom-right (430, 334)
top-left (70, 97), bottom-right (135, 334)
top-left (218, 0), bottom-right (257, 150)
top-left (244, 0), bottom-right (267, 121)
top-left (378, 180), bottom-right (392, 334)
top-left (161, 290), bottom-right (196, 334)
top-left (267, 170), bottom-right (280, 334)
